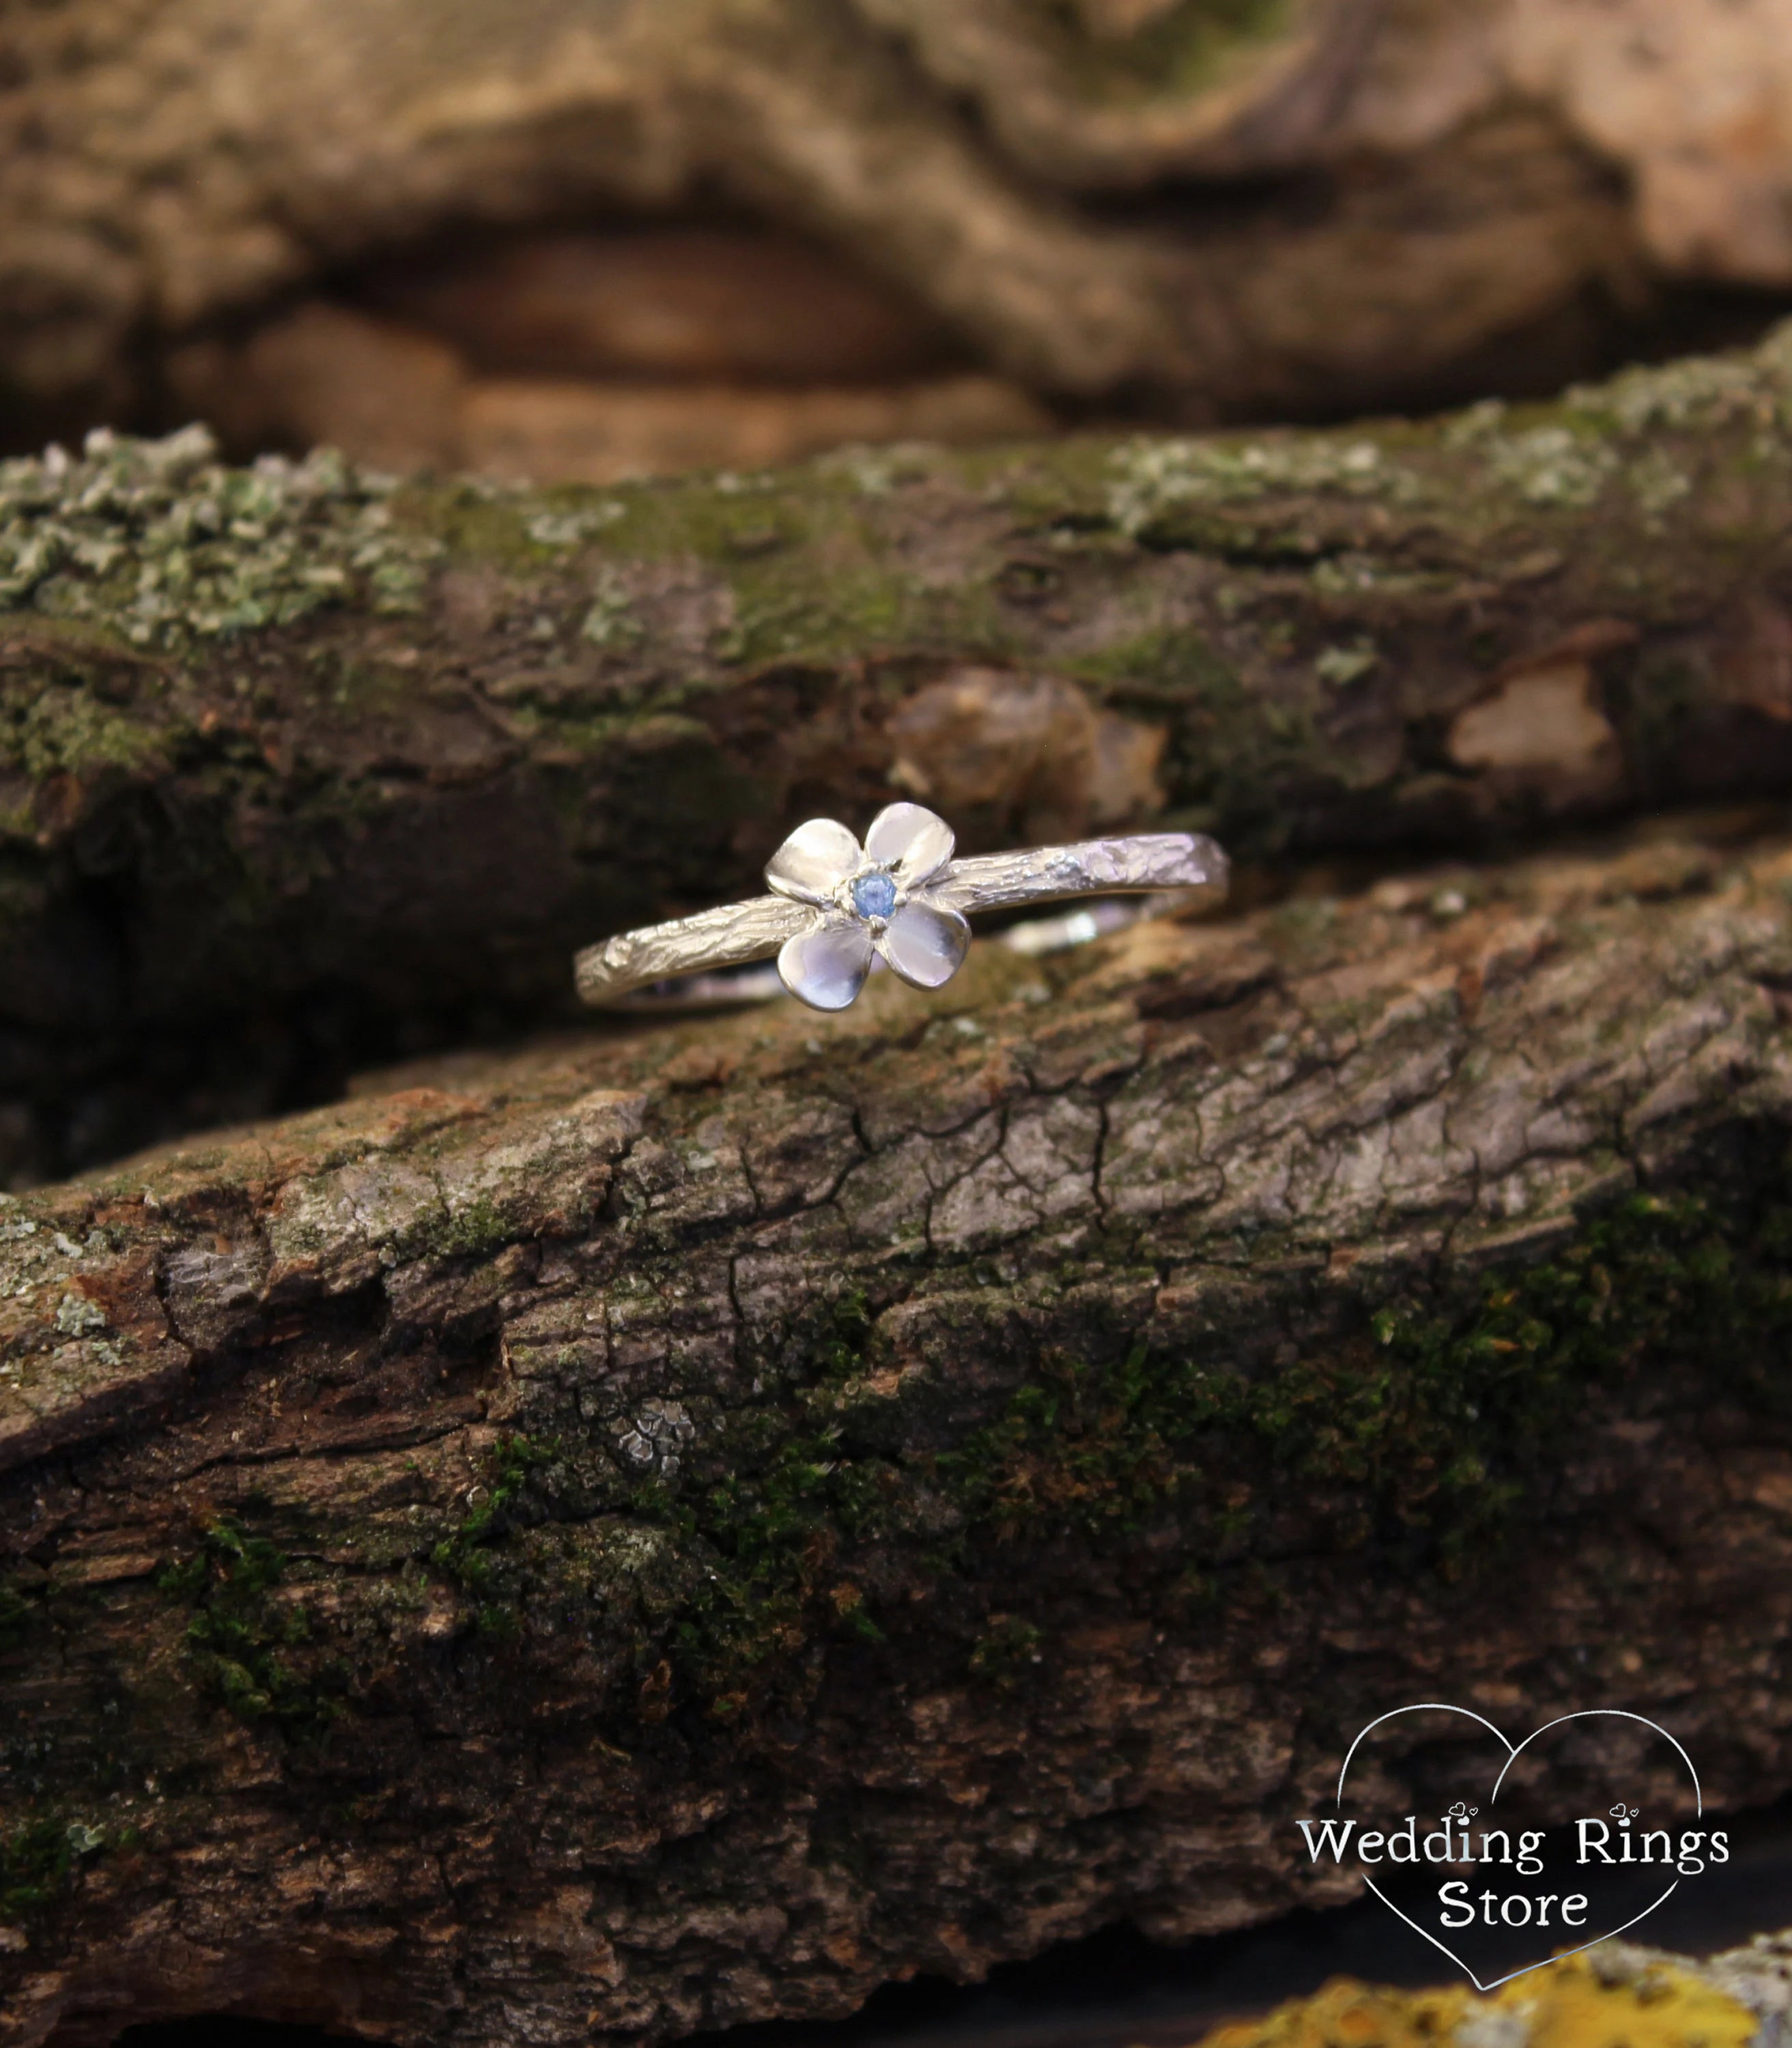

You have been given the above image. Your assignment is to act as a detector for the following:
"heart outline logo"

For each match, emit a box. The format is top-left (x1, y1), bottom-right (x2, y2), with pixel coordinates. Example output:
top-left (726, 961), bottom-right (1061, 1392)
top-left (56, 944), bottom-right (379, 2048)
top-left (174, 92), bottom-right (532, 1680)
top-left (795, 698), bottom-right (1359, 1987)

top-left (1335, 1703), bottom-right (1704, 1991)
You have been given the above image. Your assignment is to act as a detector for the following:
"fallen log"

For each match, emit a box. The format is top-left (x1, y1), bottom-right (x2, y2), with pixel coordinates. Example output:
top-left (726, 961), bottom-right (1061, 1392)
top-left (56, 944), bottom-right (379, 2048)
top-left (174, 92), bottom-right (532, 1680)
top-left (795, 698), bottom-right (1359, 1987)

top-left (4, 819), bottom-right (1792, 2044)
top-left (8, 329), bottom-right (1792, 1182)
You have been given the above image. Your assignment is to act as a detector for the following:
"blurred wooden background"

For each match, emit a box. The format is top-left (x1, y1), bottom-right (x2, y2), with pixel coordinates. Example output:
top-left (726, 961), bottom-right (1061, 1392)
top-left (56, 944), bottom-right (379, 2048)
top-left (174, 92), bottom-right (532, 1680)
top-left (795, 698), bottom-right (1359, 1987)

top-left (6, 0), bottom-right (1792, 479)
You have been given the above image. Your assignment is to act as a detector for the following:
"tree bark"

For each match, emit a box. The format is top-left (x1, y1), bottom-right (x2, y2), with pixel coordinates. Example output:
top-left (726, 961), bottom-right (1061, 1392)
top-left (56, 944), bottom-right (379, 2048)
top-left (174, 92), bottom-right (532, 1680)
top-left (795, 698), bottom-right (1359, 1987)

top-left (4, 816), bottom-right (1792, 2045)
top-left (8, 328), bottom-right (1792, 1182)
top-left (8, 0), bottom-right (1792, 432)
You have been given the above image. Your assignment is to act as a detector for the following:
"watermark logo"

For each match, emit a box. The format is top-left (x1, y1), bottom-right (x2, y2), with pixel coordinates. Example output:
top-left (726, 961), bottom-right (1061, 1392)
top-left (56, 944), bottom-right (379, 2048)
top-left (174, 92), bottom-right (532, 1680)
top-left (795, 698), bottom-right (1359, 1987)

top-left (1298, 1705), bottom-right (1728, 1989)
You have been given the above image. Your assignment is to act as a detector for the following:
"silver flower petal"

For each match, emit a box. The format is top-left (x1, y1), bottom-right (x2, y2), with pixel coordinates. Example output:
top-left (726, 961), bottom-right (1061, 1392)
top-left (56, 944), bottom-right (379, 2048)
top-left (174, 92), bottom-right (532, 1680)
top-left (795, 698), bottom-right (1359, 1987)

top-left (877, 900), bottom-right (971, 989)
top-left (778, 918), bottom-right (875, 1010)
top-left (765, 818), bottom-right (862, 906)
top-left (864, 801), bottom-right (954, 886)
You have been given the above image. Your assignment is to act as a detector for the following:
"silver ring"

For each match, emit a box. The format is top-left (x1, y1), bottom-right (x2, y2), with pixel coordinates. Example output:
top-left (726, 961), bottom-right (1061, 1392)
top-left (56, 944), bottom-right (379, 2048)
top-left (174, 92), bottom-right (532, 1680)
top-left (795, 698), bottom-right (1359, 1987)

top-left (574, 802), bottom-right (1229, 1014)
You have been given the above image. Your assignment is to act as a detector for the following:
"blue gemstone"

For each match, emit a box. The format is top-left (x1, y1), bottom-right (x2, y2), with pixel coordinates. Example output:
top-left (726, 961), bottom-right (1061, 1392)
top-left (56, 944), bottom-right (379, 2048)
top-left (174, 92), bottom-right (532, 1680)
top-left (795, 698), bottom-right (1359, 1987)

top-left (851, 870), bottom-right (897, 920)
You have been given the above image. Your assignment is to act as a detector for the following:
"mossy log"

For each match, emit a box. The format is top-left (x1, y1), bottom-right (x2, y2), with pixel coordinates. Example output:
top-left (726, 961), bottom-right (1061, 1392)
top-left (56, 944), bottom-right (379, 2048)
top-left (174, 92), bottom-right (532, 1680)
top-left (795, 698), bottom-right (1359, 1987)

top-left (9, 332), bottom-right (1792, 1181)
top-left (5, 819), bottom-right (1792, 2043)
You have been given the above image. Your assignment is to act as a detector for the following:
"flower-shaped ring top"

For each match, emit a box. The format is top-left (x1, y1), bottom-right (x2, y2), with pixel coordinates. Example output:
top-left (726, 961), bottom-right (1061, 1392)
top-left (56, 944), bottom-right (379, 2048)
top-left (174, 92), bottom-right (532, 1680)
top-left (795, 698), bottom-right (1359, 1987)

top-left (765, 802), bottom-right (970, 1011)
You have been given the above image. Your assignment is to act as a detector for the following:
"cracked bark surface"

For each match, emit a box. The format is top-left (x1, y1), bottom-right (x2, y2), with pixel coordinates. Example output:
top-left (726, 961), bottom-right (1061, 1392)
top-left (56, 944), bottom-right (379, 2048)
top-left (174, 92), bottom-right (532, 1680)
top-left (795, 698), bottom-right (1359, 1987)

top-left (4, 820), bottom-right (1792, 2045)
top-left (10, 328), bottom-right (1792, 1184)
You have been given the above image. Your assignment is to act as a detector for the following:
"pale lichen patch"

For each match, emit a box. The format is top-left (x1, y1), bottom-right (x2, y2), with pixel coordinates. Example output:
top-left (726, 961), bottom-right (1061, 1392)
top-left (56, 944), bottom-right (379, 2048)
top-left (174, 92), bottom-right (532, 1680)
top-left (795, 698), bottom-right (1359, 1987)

top-left (1627, 446), bottom-right (1695, 523)
top-left (0, 426), bottom-right (443, 650)
top-left (1107, 431), bottom-right (1418, 535)
top-left (1481, 425), bottom-right (1619, 509)
top-left (1570, 335), bottom-right (1792, 434)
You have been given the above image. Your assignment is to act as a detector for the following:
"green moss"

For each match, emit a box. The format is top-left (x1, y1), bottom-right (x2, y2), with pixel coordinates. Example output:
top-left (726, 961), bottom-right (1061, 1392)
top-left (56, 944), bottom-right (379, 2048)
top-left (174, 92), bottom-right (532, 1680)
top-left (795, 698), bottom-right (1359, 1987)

top-left (0, 1577), bottom-right (39, 1642)
top-left (689, 1430), bottom-right (889, 1661)
top-left (157, 1520), bottom-right (342, 1730)
top-left (467, 455), bottom-right (1012, 673)
top-left (403, 474), bottom-right (579, 572)
top-left (943, 1173), bottom-right (1792, 1578)
top-left (969, 1614), bottom-right (1045, 1688)
top-left (602, 1154), bottom-right (1792, 1707)
top-left (1, 1810), bottom-right (112, 1924)
top-left (812, 1286), bottom-right (873, 1378)
top-left (431, 1432), bottom-right (562, 1624)
top-left (150, 1155), bottom-right (1787, 1744)
top-left (1074, 625), bottom-right (1329, 849)
top-left (429, 1192), bottom-right (515, 1263)
top-left (0, 671), bottom-right (168, 784)
top-left (528, 1291), bottom-right (891, 1698)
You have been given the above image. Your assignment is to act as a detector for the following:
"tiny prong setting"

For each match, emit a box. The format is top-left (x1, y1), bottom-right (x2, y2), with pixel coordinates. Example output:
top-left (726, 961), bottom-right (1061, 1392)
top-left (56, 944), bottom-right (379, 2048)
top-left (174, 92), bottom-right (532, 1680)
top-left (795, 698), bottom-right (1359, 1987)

top-left (844, 866), bottom-right (900, 924)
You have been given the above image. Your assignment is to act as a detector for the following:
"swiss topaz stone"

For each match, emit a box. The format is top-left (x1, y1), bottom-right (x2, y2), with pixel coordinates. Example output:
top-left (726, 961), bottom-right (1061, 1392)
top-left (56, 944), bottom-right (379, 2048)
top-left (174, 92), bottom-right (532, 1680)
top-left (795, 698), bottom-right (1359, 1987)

top-left (851, 870), bottom-right (898, 920)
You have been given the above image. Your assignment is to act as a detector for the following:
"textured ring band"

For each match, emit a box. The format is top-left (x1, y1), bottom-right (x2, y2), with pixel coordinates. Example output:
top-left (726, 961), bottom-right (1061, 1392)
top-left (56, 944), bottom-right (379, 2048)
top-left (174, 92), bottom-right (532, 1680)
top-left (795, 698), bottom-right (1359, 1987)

top-left (574, 801), bottom-right (1229, 1014)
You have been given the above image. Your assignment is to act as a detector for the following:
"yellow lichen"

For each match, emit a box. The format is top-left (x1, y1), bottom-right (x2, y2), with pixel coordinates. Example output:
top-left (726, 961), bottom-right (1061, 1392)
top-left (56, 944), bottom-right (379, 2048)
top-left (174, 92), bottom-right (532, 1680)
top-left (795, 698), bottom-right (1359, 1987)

top-left (1195, 1950), bottom-right (1761, 2048)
